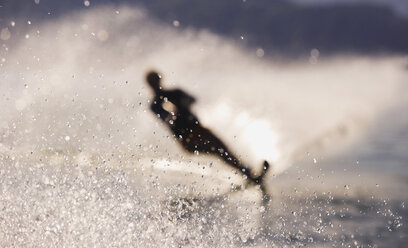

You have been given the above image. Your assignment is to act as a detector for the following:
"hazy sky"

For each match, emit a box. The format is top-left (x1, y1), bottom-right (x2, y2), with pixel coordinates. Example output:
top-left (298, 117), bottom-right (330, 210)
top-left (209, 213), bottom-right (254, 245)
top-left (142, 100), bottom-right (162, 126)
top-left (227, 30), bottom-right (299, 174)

top-left (290, 0), bottom-right (408, 17)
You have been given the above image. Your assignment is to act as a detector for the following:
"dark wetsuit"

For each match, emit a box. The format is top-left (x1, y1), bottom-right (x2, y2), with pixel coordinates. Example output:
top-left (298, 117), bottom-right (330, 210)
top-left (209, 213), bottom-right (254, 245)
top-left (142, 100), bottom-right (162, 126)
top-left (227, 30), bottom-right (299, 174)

top-left (151, 89), bottom-right (244, 165)
top-left (146, 71), bottom-right (268, 184)
top-left (149, 86), bottom-right (269, 184)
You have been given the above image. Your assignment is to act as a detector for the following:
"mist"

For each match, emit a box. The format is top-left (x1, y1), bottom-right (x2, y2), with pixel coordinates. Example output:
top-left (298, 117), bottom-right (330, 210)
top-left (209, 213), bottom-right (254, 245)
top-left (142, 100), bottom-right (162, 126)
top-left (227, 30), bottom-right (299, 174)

top-left (2, 4), bottom-right (408, 247)
top-left (0, 5), bottom-right (407, 175)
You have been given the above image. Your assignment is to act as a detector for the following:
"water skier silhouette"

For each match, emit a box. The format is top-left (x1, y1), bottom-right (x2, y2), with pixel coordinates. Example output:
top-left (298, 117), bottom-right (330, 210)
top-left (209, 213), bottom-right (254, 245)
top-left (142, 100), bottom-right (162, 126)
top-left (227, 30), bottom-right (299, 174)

top-left (146, 71), bottom-right (269, 184)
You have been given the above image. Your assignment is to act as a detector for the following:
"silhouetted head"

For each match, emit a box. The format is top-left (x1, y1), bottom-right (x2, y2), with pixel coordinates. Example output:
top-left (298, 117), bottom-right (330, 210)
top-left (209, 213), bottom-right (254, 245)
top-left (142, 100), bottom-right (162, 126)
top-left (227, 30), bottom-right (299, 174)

top-left (146, 71), bottom-right (161, 91)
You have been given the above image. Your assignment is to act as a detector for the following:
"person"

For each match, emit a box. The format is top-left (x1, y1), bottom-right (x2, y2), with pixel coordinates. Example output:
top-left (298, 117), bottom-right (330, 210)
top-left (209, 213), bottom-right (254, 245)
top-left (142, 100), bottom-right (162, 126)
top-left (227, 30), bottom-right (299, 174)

top-left (146, 71), bottom-right (269, 184)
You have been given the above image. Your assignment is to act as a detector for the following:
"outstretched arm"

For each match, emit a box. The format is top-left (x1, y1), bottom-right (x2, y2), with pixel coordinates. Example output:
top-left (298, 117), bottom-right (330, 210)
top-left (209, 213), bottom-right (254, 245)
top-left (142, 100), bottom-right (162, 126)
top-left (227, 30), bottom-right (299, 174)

top-left (177, 90), bottom-right (196, 108)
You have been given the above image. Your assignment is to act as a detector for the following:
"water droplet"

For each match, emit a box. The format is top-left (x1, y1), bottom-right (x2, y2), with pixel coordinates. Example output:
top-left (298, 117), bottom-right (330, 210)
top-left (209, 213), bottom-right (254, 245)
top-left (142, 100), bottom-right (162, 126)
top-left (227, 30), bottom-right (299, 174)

top-left (310, 48), bottom-right (320, 57)
top-left (256, 48), bottom-right (264, 57)
top-left (97, 30), bottom-right (109, 41)
top-left (172, 20), bottom-right (180, 27)
top-left (309, 48), bottom-right (320, 64)
top-left (65, 136), bottom-right (70, 141)
top-left (0, 28), bottom-right (11, 40)
top-left (84, 0), bottom-right (90, 7)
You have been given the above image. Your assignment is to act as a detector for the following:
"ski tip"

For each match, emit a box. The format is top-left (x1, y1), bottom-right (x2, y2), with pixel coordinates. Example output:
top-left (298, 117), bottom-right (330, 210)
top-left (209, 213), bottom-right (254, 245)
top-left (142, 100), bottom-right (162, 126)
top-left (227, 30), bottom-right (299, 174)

top-left (263, 160), bottom-right (270, 173)
top-left (253, 160), bottom-right (270, 184)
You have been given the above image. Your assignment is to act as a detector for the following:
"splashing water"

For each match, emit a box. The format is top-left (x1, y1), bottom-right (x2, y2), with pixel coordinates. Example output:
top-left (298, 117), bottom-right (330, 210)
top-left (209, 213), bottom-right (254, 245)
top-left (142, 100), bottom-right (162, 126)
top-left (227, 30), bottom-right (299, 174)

top-left (1, 4), bottom-right (408, 247)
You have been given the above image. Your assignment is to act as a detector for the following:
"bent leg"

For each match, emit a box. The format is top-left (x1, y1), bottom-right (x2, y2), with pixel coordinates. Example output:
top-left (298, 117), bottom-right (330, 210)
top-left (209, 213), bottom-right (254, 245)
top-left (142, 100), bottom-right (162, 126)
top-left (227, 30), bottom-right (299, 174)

top-left (186, 126), bottom-right (253, 179)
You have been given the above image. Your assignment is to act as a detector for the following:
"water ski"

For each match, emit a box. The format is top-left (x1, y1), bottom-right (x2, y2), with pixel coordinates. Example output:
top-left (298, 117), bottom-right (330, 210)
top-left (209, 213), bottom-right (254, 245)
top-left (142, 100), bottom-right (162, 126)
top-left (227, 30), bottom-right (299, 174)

top-left (246, 160), bottom-right (270, 185)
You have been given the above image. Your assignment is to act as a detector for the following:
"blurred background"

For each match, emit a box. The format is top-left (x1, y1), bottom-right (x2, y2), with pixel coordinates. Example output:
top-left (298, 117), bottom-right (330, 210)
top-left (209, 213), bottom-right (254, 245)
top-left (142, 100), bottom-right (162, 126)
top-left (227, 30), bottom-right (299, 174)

top-left (2, 0), bottom-right (408, 56)
top-left (1, 0), bottom-right (407, 247)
